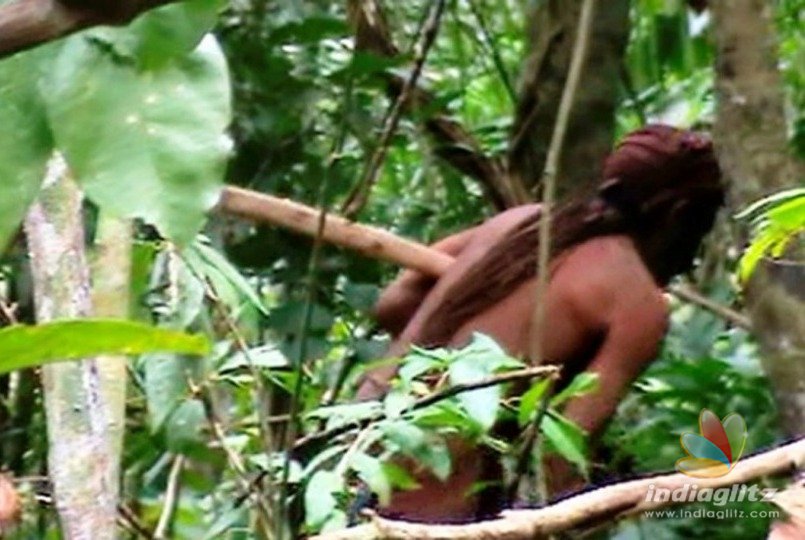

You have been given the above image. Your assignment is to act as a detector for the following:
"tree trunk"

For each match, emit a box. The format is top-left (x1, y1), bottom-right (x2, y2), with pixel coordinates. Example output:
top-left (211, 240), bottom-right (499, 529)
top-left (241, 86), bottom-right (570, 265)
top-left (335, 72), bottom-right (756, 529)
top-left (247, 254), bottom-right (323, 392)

top-left (23, 155), bottom-right (119, 539)
top-left (711, 0), bottom-right (805, 437)
top-left (508, 0), bottom-right (630, 196)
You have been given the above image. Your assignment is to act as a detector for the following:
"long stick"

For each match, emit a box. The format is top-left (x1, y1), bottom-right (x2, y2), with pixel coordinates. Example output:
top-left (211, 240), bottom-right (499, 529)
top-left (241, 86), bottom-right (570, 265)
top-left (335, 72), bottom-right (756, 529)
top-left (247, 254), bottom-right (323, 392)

top-left (219, 186), bottom-right (452, 277)
top-left (217, 186), bottom-right (750, 328)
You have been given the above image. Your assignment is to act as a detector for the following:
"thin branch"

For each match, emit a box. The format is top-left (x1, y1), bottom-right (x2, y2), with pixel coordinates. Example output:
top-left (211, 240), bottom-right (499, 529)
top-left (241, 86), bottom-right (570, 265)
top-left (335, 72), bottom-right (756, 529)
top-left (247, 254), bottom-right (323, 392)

top-left (347, 0), bottom-right (526, 208)
top-left (294, 365), bottom-right (559, 455)
top-left (530, 0), bottom-right (596, 363)
top-left (117, 503), bottom-right (154, 539)
top-left (153, 454), bottom-right (184, 540)
top-left (313, 437), bottom-right (805, 539)
top-left (0, 0), bottom-right (179, 59)
top-left (342, 0), bottom-right (448, 217)
top-left (668, 284), bottom-right (752, 330)
top-left (465, 0), bottom-right (517, 104)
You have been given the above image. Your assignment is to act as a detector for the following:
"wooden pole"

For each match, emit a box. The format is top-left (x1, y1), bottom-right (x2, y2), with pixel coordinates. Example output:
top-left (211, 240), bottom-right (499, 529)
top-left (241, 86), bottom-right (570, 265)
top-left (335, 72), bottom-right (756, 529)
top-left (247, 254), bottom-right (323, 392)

top-left (218, 186), bottom-right (452, 277)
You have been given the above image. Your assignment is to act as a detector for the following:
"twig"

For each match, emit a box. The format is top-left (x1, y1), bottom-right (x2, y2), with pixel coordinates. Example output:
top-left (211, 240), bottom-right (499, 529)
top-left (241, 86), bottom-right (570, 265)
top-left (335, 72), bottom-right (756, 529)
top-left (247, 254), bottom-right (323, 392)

top-left (278, 84), bottom-right (355, 536)
top-left (668, 284), bottom-right (752, 330)
top-left (465, 0), bottom-right (517, 104)
top-left (153, 455), bottom-right (184, 540)
top-left (194, 380), bottom-right (275, 533)
top-left (312, 437), bottom-right (805, 539)
top-left (294, 365), bottom-right (559, 454)
top-left (531, 0), bottom-right (596, 363)
top-left (349, 0), bottom-right (526, 207)
top-left (118, 503), bottom-right (154, 539)
top-left (341, 0), bottom-right (448, 217)
top-left (0, 299), bottom-right (17, 325)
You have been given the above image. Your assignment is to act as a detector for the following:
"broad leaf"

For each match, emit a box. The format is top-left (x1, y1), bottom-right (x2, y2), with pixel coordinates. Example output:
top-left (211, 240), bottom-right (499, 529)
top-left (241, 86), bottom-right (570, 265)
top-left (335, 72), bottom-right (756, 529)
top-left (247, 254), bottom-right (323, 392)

top-left (0, 319), bottom-right (209, 374)
top-left (305, 470), bottom-right (345, 530)
top-left (0, 49), bottom-right (53, 250)
top-left (44, 34), bottom-right (232, 244)
top-left (542, 410), bottom-right (589, 476)
top-left (88, 0), bottom-right (224, 69)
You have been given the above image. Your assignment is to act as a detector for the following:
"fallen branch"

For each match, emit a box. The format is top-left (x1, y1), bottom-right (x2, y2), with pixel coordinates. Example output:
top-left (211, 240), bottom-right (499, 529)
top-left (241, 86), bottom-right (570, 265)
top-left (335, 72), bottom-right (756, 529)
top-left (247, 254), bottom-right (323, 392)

top-left (312, 437), bottom-right (805, 540)
top-left (0, 0), bottom-right (178, 58)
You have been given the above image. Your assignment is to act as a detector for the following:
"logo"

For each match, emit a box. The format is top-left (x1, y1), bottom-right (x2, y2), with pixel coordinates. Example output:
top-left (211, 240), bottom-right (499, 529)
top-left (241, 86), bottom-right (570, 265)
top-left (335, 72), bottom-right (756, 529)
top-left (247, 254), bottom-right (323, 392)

top-left (676, 409), bottom-right (747, 478)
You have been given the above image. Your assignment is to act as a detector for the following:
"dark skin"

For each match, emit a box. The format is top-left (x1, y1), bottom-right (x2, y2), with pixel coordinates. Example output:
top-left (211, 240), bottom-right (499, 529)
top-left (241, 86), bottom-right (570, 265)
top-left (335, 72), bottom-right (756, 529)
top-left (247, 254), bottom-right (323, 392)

top-left (358, 206), bottom-right (668, 521)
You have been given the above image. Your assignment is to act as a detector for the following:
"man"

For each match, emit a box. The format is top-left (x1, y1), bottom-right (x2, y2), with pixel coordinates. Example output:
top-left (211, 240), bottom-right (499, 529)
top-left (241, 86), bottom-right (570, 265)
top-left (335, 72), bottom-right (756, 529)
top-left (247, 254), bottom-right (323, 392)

top-left (358, 125), bottom-right (724, 521)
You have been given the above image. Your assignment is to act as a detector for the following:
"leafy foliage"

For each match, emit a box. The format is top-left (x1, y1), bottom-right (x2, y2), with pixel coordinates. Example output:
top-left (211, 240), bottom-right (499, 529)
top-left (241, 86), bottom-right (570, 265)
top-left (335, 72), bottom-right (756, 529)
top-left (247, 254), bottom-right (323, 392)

top-left (736, 188), bottom-right (805, 281)
top-left (0, 0), bottom-right (801, 539)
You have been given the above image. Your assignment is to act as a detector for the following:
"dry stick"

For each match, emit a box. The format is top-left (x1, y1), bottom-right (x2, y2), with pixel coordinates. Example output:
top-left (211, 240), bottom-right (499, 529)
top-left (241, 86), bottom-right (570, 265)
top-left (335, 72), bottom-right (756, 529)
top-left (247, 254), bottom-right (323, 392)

top-left (341, 0), bottom-right (447, 217)
top-left (219, 186), bottom-right (453, 277)
top-left (312, 437), bottom-right (805, 540)
top-left (117, 503), bottom-right (154, 539)
top-left (524, 0), bottom-right (596, 504)
top-left (153, 454), bottom-right (184, 540)
top-left (216, 187), bottom-right (751, 329)
top-left (293, 366), bottom-right (560, 455)
top-left (668, 284), bottom-right (752, 331)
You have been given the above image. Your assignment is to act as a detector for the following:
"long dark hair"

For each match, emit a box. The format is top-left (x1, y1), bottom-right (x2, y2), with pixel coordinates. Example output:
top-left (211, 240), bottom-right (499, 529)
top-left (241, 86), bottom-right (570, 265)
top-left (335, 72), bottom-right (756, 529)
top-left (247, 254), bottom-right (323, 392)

top-left (411, 125), bottom-right (724, 347)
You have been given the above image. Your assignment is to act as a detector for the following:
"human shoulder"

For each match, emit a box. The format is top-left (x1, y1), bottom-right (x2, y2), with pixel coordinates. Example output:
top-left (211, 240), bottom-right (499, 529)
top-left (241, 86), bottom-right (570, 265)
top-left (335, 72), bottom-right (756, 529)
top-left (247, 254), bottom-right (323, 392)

top-left (550, 235), bottom-right (667, 326)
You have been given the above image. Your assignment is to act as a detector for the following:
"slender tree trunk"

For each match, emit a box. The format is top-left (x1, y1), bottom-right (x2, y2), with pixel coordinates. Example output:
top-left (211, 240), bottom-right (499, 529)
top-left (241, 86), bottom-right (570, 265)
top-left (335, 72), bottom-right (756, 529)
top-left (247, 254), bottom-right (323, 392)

top-left (508, 0), bottom-right (630, 196)
top-left (90, 215), bottom-right (133, 501)
top-left (23, 155), bottom-right (119, 539)
top-left (711, 0), bottom-right (805, 439)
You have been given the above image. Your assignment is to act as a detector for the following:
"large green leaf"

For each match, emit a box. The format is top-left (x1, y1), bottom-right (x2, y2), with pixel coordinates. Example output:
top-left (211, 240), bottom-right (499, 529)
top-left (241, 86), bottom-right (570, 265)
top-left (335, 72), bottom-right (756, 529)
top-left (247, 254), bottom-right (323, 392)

top-left (43, 34), bottom-right (232, 245)
top-left (88, 0), bottom-right (224, 69)
top-left (0, 319), bottom-right (209, 374)
top-left (0, 49), bottom-right (54, 250)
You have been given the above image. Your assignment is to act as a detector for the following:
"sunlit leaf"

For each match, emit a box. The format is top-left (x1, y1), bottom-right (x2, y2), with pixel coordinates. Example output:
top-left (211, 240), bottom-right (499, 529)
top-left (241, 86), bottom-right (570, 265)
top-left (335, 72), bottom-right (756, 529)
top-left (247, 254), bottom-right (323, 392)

top-left (44, 34), bottom-right (231, 244)
top-left (0, 319), bottom-right (209, 374)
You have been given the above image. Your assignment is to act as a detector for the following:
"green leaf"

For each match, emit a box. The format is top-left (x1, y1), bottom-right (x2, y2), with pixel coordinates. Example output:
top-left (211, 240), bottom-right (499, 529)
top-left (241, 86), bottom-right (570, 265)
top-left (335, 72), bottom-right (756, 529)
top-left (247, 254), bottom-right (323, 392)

top-left (186, 238), bottom-right (268, 315)
top-left (88, 0), bottom-right (224, 69)
top-left (218, 345), bottom-right (288, 371)
top-left (164, 399), bottom-right (206, 452)
top-left (542, 410), bottom-right (589, 476)
top-left (350, 453), bottom-right (392, 506)
top-left (446, 334), bottom-right (521, 431)
top-left (518, 378), bottom-right (551, 427)
top-left (44, 34), bottom-right (231, 245)
top-left (0, 319), bottom-right (209, 374)
top-left (383, 389), bottom-right (415, 419)
top-left (551, 372), bottom-right (599, 407)
top-left (0, 48), bottom-right (54, 250)
top-left (380, 421), bottom-right (451, 480)
top-left (734, 188), bottom-right (805, 220)
top-left (304, 470), bottom-right (344, 530)
top-left (448, 358), bottom-right (500, 431)
top-left (381, 462), bottom-right (420, 491)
